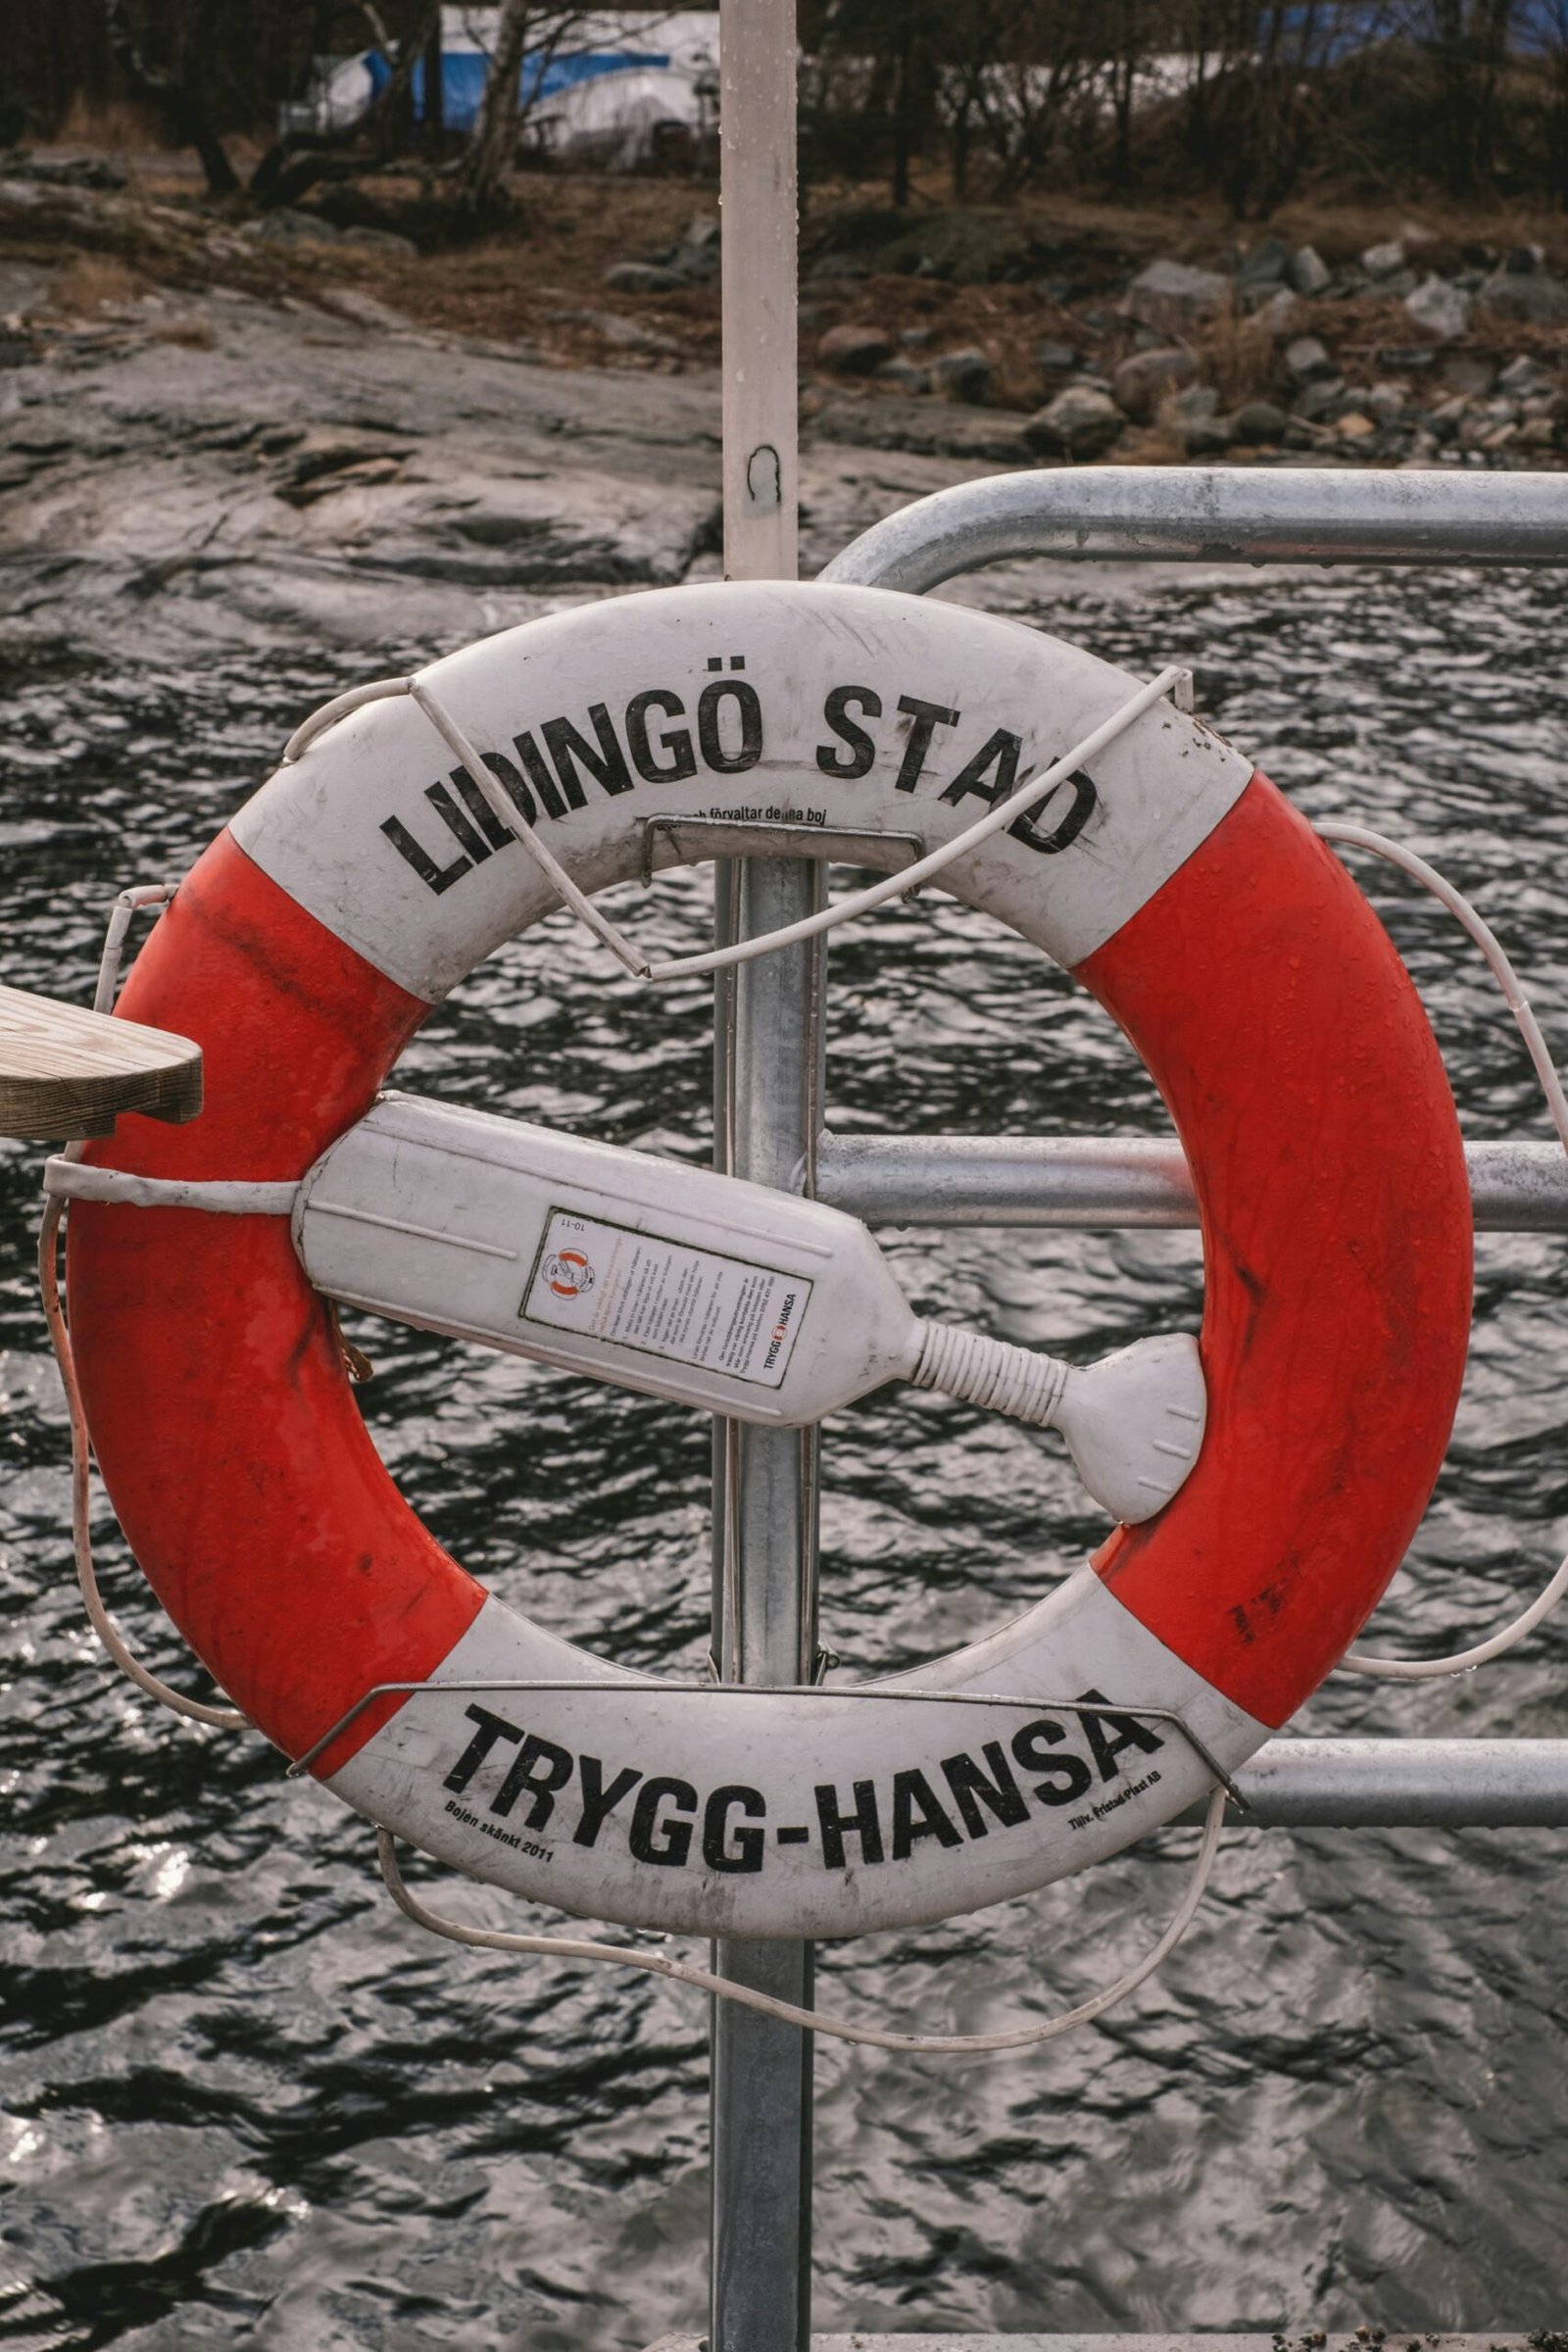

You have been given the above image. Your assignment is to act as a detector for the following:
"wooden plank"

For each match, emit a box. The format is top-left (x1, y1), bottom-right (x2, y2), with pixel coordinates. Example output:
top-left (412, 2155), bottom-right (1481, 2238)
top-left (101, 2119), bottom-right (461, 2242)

top-left (0, 984), bottom-right (202, 1139)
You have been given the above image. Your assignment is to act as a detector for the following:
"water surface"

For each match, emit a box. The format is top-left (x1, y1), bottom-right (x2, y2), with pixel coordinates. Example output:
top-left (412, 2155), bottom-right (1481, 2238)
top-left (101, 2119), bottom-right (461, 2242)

top-left (1, 564), bottom-right (1565, 2345)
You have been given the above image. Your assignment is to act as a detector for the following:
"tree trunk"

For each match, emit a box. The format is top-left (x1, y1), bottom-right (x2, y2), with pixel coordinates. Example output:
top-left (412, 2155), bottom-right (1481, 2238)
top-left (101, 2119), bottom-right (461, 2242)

top-left (104, 0), bottom-right (239, 196)
top-left (457, 0), bottom-right (533, 226)
top-left (423, 15), bottom-right (445, 154)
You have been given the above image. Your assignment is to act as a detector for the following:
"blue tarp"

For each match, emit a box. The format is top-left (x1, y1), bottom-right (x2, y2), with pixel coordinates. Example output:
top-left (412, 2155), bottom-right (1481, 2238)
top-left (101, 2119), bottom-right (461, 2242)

top-left (364, 43), bottom-right (672, 131)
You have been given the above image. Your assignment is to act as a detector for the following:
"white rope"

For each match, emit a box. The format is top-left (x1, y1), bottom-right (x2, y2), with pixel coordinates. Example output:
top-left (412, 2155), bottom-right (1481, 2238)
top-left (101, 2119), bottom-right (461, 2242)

top-left (43, 1160), bottom-right (298, 1214)
top-left (376, 1788), bottom-right (1226, 2055)
top-left (36, 886), bottom-right (245, 1730)
top-left (281, 662), bottom-right (1191, 985)
top-left (1322, 821), bottom-right (1568, 1680)
top-left (39, 1188), bottom-right (245, 1731)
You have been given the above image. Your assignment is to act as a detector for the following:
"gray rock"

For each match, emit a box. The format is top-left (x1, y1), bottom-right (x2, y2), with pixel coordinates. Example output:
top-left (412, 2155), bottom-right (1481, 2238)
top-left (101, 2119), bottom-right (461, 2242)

top-left (1156, 384), bottom-right (1231, 453)
top-left (549, 308), bottom-right (679, 356)
top-left (1440, 354), bottom-right (1494, 395)
top-left (253, 207), bottom-right (341, 244)
top-left (1480, 270), bottom-right (1568, 324)
top-left (1405, 275), bottom-right (1471, 341)
top-left (1285, 334), bottom-right (1337, 385)
top-left (901, 325), bottom-right (934, 349)
top-left (1232, 398), bottom-right (1291, 443)
top-left (1238, 235), bottom-right (1291, 290)
top-left (1361, 238), bottom-right (1406, 278)
top-left (9, 152), bottom-right (128, 190)
top-left (929, 346), bottom-right (993, 403)
top-left (1034, 337), bottom-right (1079, 374)
top-left (808, 250), bottom-right (870, 282)
top-left (817, 323), bottom-right (896, 374)
top-left (318, 288), bottom-right (413, 332)
top-left (1497, 355), bottom-right (1554, 396)
top-left (1505, 244), bottom-right (1544, 273)
top-left (1111, 345), bottom-right (1198, 424)
top-left (1293, 377), bottom-right (1346, 421)
top-left (875, 356), bottom-right (930, 396)
top-left (1288, 245), bottom-right (1332, 297)
top-left (1022, 383), bottom-right (1125, 460)
top-left (605, 262), bottom-right (688, 294)
top-left (810, 395), bottom-right (1032, 464)
top-left (338, 225), bottom-right (417, 258)
top-left (1184, 416), bottom-right (1234, 455)
top-left (1121, 259), bottom-right (1231, 332)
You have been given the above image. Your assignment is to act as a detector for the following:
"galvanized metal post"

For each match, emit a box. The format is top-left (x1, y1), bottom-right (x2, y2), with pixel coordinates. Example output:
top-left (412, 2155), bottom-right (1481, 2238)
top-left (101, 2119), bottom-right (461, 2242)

top-left (711, 8), bottom-right (813, 2352)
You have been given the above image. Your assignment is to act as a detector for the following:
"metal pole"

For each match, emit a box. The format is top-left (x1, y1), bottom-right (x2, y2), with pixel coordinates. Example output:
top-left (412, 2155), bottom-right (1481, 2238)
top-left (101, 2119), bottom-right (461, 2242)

top-left (1227, 1738), bottom-right (1568, 1827)
top-left (711, 10), bottom-right (811, 2352)
top-left (816, 1134), bottom-right (1568, 1233)
top-left (819, 466), bottom-right (1568, 595)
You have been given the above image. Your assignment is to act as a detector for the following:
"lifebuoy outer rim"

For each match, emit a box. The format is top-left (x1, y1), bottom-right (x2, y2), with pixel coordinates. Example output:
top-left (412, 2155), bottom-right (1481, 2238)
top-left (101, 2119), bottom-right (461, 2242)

top-left (65, 582), bottom-right (1472, 1940)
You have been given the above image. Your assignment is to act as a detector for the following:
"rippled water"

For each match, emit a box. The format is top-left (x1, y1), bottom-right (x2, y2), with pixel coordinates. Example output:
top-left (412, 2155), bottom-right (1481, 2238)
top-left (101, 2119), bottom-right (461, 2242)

top-left (1, 564), bottom-right (1566, 2347)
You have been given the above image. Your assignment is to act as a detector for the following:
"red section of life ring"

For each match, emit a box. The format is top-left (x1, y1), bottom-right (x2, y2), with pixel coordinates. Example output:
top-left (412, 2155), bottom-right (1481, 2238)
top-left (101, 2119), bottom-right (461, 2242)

top-left (1082, 777), bottom-right (1471, 1725)
top-left (66, 771), bottom-right (1471, 1774)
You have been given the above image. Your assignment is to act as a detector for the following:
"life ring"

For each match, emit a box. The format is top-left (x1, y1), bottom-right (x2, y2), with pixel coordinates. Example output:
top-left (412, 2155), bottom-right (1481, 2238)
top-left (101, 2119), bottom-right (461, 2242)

top-left (65, 581), bottom-right (1472, 1940)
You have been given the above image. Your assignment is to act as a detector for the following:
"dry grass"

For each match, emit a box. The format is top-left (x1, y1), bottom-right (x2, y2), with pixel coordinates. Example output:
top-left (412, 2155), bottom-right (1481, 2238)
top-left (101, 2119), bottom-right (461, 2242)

top-left (46, 254), bottom-right (148, 317)
top-left (1187, 306), bottom-right (1287, 406)
top-left (148, 314), bottom-right (215, 348)
top-left (54, 94), bottom-right (170, 155)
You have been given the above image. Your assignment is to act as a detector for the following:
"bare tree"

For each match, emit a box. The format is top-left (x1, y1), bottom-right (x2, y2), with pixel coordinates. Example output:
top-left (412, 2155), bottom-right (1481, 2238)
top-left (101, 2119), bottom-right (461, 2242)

top-left (455, 0), bottom-right (534, 222)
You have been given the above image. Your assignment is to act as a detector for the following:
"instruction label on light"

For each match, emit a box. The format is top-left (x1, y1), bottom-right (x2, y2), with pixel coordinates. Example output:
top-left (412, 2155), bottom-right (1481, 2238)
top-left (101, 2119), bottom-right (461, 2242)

top-left (521, 1208), bottom-right (811, 1389)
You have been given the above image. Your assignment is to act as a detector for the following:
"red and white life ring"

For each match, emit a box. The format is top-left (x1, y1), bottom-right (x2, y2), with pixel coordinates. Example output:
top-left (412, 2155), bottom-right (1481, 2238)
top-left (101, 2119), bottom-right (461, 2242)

top-left (65, 582), bottom-right (1471, 1939)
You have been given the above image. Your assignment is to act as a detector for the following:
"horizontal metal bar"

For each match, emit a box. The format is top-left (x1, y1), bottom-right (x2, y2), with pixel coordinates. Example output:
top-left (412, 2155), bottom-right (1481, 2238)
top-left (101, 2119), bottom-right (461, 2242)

top-left (818, 1133), bottom-right (1568, 1232)
top-left (818, 465), bottom-right (1568, 596)
top-left (648, 2336), bottom-right (1542, 2351)
top-left (1230, 1740), bottom-right (1568, 1828)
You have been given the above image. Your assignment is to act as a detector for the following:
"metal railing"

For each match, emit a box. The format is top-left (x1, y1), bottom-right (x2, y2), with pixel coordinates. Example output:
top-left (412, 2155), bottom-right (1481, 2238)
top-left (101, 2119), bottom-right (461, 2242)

top-left (704, 465), bottom-right (1568, 2352)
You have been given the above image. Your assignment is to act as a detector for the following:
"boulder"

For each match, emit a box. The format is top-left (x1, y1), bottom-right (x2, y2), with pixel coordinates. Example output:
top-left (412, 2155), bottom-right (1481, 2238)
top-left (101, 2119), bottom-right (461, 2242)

top-left (1480, 270), bottom-right (1568, 325)
top-left (1237, 235), bottom-right (1291, 292)
top-left (1505, 244), bottom-right (1544, 273)
top-left (1285, 334), bottom-right (1336, 385)
top-left (1034, 336), bottom-right (1079, 374)
top-left (817, 323), bottom-right (895, 374)
top-left (1121, 259), bottom-right (1230, 333)
top-left (605, 262), bottom-right (688, 294)
top-left (1111, 345), bottom-right (1198, 423)
top-left (338, 225), bottom-right (417, 258)
top-left (1361, 239), bottom-right (1405, 278)
top-left (1293, 377), bottom-right (1346, 422)
top-left (1496, 355), bottom-right (1554, 397)
top-left (929, 346), bottom-right (993, 403)
top-left (876, 355), bottom-right (930, 396)
top-left (1022, 383), bottom-right (1125, 460)
top-left (1288, 245), bottom-right (1332, 297)
top-left (1231, 398), bottom-right (1291, 444)
top-left (1405, 275), bottom-right (1472, 341)
top-left (1440, 354), bottom-right (1494, 396)
top-left (253, 208), bottom-right (340, 244)
top-left (1160, 383), bottom-right (1231, 454)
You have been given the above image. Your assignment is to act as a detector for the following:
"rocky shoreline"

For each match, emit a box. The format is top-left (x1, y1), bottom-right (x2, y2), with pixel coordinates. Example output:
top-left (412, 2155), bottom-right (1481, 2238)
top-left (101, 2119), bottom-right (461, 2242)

top-left (4, 156), bottom-right (1567, 659)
